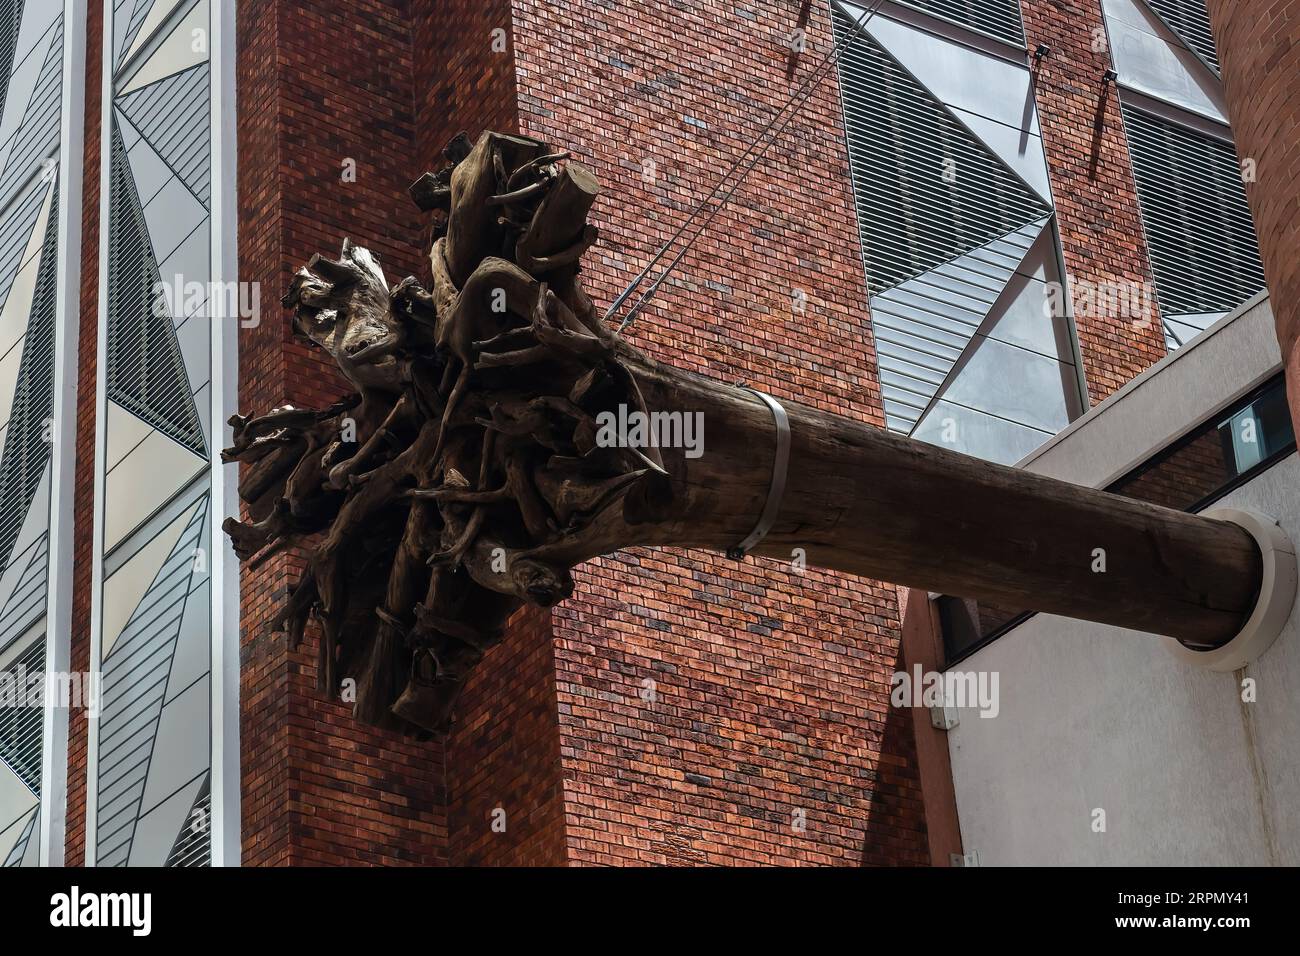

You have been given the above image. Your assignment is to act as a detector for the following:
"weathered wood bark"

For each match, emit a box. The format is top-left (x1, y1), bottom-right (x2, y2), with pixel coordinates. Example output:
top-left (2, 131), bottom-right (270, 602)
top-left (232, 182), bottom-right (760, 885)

top-left (225, 130), bottom-right (1263, 735)
top-left (586, 360), bottom-right (1262, 647)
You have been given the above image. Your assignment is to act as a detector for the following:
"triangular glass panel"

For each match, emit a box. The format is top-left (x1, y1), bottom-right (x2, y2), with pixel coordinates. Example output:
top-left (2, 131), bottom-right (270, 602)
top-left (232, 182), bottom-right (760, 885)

top-left (106, 120), bottom-right (206, 456)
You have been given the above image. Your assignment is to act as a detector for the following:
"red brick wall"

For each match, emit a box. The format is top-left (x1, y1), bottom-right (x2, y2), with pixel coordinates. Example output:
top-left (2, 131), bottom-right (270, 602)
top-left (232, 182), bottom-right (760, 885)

top-left (512, 0), bottom-right (927, 866)
top-left (444, 608), bottom-right (569, 866)
top-left (408, 0), bottom-right (574, 868)
top-left (234, 0), bottom-right (292, 869)
top-left (235, 0), bottom-right (446, 866)
top-left (1206, 0), bottom-right (1300, 432)
top-left (64, 0), bottom-right (103, 867)
top-left (1022, 0), bottom-right (1167, 404)
top-left (412, 0), bottom-right (519, 173)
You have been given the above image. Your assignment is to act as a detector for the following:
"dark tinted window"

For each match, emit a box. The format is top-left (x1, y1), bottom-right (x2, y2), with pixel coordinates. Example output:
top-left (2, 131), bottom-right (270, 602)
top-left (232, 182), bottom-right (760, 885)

top-left (939, 375), bottom-right (1296, 664)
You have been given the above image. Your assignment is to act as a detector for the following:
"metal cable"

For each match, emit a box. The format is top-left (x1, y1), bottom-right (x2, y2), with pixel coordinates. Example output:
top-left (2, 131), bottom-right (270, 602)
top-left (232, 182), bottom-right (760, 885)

top-left (608, 0), bottom-right (885, 332)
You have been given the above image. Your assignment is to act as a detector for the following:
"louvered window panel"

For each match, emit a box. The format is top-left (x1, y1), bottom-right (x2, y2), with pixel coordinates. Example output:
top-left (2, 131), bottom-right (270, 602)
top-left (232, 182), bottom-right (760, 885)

top-left (0, 0), bottom-right (20, 112)
top-left (2, 810), bottom-right (35, 866)
top-left (0, 189), bottom-right (59, 571)
top-left (105, 121), bottom-right (206, 455)
top-left (893, 0), bottom-right (1025, 45)
top-left (0, 635), bottom-right (44, 795)
top-left (166, 778), bottom-right (211, 867)
top-left (0, 536), bottom-right (48, 653)
top-left (1143, 0), bottom-right (1220, 73)
top-left (834, 8), bottom-right (1050, 294)
top-left (1122, 104), bottom-right (1266, 316)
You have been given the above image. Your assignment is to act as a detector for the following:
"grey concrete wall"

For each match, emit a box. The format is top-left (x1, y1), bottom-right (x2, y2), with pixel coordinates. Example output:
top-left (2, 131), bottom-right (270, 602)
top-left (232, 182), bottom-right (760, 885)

top-left (945, 296), bottom-right (1297, 865)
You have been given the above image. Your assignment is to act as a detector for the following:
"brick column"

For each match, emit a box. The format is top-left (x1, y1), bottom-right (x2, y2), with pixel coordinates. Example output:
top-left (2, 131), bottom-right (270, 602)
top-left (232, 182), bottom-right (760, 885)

top-left (65, 0), bottom-right (104, 867)
top-left (1205, 0), bottom-right (1300, 433)
top-left (235, 0), bottom-right (446, 866)
top-left (409, 0), bottom-right (572, 867)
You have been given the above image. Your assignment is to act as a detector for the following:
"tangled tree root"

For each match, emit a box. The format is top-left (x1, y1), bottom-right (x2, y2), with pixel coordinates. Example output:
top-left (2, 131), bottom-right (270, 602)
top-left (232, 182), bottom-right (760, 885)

top-left (224, 132), bottom-right (669, 733)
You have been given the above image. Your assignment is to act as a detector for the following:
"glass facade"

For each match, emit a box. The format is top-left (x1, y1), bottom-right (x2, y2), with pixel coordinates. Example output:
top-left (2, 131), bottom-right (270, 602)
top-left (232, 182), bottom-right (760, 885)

top-left (834, 0), bottom-right (1086, 466)
top-left (90, 0), bottom-right (222, 867)
top-left (0, 0), bottom-right (71, 870)
top-left (1100, 0), bottom-right (1267, 349)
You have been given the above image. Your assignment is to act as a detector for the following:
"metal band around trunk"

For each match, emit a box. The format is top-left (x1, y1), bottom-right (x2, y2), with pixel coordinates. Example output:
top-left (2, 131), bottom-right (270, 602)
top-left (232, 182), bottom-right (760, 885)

top-left (727, 387), bottom-right (790, 559)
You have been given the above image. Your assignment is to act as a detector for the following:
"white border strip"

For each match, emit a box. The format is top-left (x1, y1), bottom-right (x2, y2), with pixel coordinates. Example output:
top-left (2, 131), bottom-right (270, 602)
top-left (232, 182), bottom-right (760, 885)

top-left (40, 0), bottom-right (89, 870)
top-left (209, 0), bottom-right (240, 868)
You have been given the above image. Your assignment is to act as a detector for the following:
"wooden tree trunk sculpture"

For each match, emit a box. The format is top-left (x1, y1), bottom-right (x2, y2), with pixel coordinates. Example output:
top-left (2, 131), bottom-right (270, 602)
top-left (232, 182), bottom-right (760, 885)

top-left (224, 131), bottom-right (1264, 734)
